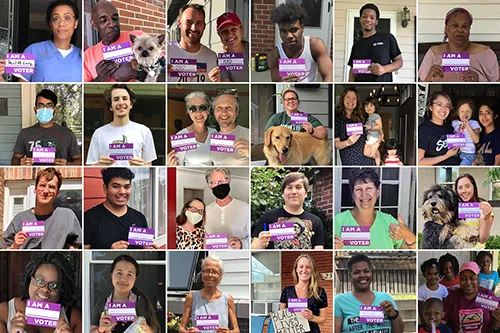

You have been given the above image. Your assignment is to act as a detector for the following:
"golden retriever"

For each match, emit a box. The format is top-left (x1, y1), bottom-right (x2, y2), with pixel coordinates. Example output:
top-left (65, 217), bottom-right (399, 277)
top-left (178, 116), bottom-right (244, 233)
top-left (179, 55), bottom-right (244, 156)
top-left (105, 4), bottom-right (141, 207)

top-left (263, 126), bottom-right (330, 165)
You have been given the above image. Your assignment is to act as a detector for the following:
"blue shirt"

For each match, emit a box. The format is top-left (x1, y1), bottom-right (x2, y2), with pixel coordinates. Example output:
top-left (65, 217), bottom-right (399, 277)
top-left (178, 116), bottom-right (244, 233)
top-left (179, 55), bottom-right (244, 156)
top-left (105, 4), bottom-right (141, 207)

top-left (479, 271), bottom-right (499, 290)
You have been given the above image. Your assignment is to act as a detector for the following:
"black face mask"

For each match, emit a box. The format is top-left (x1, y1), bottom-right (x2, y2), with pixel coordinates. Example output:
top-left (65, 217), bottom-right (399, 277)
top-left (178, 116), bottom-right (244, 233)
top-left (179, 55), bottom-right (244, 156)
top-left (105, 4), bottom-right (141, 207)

top-left (212, 183), bottom-right (231, 199)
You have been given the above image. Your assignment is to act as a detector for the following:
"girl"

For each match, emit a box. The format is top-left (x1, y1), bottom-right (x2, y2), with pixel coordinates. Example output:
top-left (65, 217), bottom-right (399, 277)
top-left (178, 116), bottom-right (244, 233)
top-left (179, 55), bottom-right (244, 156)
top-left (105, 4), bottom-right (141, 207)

top-left (475, 98), bottom-right (500, 165)
top-left (176, 198), bottom-right (206, 249)
top-left (451, 99), bottom-right (481, 165)
top-left (418, 259), bottom-right (448, 323)
top-left (438, 253), bottom-right (460, 292)
top-left (382, 138), bottom-right (404, 166)
top-left (363, 97), bottom-right (384, 165)
top-left (477, 251), bottom-right (499, 290)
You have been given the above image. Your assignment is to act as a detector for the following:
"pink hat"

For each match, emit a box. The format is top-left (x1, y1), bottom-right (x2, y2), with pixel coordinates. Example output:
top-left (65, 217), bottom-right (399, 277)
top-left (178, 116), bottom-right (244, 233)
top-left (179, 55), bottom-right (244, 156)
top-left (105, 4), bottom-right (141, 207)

top-left (217, 12), bottom-right (242, 31)
top-left (459, 262), bottom-right (480, 275)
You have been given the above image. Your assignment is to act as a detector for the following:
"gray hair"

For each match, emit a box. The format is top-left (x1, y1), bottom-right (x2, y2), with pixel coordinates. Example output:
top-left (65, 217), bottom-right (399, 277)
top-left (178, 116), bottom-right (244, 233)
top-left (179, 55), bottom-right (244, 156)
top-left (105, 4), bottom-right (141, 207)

top-left (184, 91), bottom-right (211, 109)
top-left (205, 168), bottom-right (231, 184)
top-left (211, 89), bottom-right (241, 114)
top-left (201, 254), bottom-right (225, 279)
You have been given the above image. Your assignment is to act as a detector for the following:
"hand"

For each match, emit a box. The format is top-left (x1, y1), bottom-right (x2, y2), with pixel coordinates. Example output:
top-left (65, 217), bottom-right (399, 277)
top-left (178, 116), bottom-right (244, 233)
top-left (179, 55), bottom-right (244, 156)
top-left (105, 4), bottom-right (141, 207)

top-left (379, 300), bottom-right (397, 318)
top-left (389, 214), bottom-right (412, 241)
top-left (55, 318), bottom-right (72, 333)
top-left (135, 316), bottom-right (153, 333)
top-left (368, 63), bottom-right (386, 76)
top-left (258, 231), bottom-right (272, 249)
top-left (0, 59), bottom-right (6, 81)
top-left (302, 122), bottom-right (313, 134)
top-left (334, 235), bottom-right (344, 249)
top-left (462, 69), bottom-right (479, 82)
top-left (11, 231), bottom-right (27, 249)
top-left (9, 311), bottom-right (26, 333)
top-left (228, 237), bottom-right (242, 249)
top-left (111, 62), bottom-right (138, 82)
top-left (99, 314), bottom-right (117, 333)
top-left (364, 124), bottom-right (372, 131)
top-left (215, 327), bottom-right (230, 333)
top-left (445, 147), bottom-right (459, 158)
top-left (129, 157), bottom-right (146, 166)
top-left (347, 134), bottom-right (361, 146)
top-left (234, 138), bottom-right (249, 157)
top-left (111, 240), bottom-right (129, 249)
top-left (300, 309), bottom-right (314, 321)
top-left (167, 150), bottom-right (180, 166)
top-left (492, 308), bottom-right (500, 322)
top-left (209, 67), bottom-right (221, 82)
top-left (144, 243), bottom-right (160, 250)
top-left (54, 158), bottom-right (68, 166)
top-left (425, 65), bottom-right (445, 82)
top-left (95, 59), bottom-right (119, 82)
top-left (20, 157), bottom-right (34, 166)
top-left (186, 327), bottom-right (201, 333)
top-left (280, 74), bottom-right (300, 82)
top-left (98, 156), bottom-right (115, 166)
top-left (479, 201), bottom-right (493, 218)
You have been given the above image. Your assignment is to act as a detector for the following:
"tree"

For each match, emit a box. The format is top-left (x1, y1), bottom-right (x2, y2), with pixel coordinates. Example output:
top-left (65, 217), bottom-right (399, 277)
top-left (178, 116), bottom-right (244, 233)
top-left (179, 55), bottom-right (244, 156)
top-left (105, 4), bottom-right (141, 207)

top-left (36, 84), bottom-right (82, 134)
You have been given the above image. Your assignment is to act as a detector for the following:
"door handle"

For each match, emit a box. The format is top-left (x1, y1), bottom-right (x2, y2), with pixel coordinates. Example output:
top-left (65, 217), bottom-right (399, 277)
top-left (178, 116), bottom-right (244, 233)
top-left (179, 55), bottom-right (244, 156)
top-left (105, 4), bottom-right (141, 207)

top-left (328, 1), bottom-right (331, 12)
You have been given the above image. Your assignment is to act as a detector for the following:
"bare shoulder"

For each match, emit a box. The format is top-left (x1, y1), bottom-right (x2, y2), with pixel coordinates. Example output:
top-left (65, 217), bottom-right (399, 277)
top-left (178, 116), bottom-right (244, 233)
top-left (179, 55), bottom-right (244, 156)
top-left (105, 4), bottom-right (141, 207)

top-left (268, 47), bottom-right (279, 61)
top-left (310, 37), bottom-right (328, 53)
top-left (0, 302), bottom-right (9, 325)
top-left (429, 44), bottom-right (446, 55)
top-left (469, 43), bottom-right (489, 53)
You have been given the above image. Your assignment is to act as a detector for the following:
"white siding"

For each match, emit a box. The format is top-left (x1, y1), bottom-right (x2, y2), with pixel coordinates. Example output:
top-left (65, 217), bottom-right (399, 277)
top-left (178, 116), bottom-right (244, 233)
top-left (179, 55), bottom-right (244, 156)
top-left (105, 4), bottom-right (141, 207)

top-left (0, 85), bottom-right (22, 165)
top-left (210, 251), bottom-right (250, 300)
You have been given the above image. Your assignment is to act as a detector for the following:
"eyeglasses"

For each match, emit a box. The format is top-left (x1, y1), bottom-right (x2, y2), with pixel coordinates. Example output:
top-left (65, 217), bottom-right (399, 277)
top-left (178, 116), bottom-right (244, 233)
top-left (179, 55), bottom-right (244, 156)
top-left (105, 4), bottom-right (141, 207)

top-left (187, 206), bottom-right (205, 215)
top-left (51, 15), bottom-right (76, 24)
top-left (284, 97), bottom-right (298, 102)
top-left (36, 103), bottom-right (55, 109)
top-left (209, 178), bottom-right (228, 187)
top-left (432, 102), bottom-right (452, 111)
top-left (32, 276), bottom-right (60, 293)
top-left (187, 104), bottom-right (209, 113)
top-left (202, 269), bottom-right (221, 277)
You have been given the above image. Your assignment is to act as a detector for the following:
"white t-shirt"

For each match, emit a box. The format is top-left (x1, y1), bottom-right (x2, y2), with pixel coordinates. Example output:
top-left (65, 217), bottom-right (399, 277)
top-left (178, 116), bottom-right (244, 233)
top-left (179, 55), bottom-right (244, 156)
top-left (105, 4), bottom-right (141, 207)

top-left (86, 121), bottom-right (157, 166)
top-left (418, 283), bottom-right (449, 301)
top-left (176, 127), bottom-right (217, 166)
top-left (168, 41), bottom-right (217, 83)
top-left (211, 125), bottom-right (249, 166)
top-left (206, 198), bottom-right (249, 249)
top-left (452, 119), bottom-right (481, 153)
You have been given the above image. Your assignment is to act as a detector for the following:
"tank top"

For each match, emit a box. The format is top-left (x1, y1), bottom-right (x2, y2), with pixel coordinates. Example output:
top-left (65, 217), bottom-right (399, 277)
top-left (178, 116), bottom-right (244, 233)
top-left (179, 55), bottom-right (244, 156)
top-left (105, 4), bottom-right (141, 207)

top-left (7, 298), bottom-right (69, 333)
top-left (191, 291), bottom-right (229, 333)
top-left (277, 35), bottom-right (318, 82)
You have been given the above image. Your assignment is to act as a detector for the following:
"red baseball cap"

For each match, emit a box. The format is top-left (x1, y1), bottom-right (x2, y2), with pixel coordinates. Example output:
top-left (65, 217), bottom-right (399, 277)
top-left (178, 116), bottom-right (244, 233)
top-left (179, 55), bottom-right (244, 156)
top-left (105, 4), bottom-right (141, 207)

top-left (217, 12), bottom-right (242, 31)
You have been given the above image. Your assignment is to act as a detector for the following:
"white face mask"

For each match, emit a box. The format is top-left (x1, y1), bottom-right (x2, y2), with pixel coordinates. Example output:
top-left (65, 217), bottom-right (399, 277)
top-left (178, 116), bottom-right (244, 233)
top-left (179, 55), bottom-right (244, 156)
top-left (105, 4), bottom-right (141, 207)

top-left (185, 210), bottom-right (203, 224)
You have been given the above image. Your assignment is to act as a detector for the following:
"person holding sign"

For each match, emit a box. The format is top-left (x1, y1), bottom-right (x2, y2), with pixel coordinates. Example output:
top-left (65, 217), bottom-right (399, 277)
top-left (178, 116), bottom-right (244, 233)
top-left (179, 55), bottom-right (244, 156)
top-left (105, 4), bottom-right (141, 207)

top-left (419, 8), bottom-right (499, 82)
top-left (90, 255), bottom-right (159, 333)
top-left (474, 99), bottom-right (500, 166)
top-left (176, 198), bottom-right (207, 250)
top-left (266, 3), bottom-right (333, 82)
top-left (450, 99), bottom-right (481, 166)
top-left (477, 252), bottom-right (499, 291)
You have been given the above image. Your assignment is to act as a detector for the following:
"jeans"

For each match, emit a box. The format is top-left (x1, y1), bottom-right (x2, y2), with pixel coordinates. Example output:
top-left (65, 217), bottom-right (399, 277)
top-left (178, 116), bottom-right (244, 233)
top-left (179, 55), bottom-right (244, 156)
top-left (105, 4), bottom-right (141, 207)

top-left (460, 152), bottom-right (476, 166)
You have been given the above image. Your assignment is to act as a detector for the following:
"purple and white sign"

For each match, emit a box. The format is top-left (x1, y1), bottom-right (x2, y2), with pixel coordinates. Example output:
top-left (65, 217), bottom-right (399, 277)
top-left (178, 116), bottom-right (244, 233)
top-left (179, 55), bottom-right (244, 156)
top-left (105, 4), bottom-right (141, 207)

top-left (291, 113), bottom-right (308, 125)
top-left (287, 298), bottom-right (308, 313)
top-left (6, 53), bottom-right (35, 75)
top-left (269, 222), bottom-right (295, 241)
top-left (447, 134), bottom-right (466, 148)
top-left (170, 58), bottom-right (197, 77)
top-left (206, 233), bottom-right (228, 249)
top-left (109, 143), bottom-right (134, 161)
top-left (359, 305), bottom-right (385, 324)
top-left (128, 227), bottom-right (154, 247)
top-left (442, 52), bottom-right (470, 72)
top-left (218, 53), bottom-right (244, 71)
top-left (170, 132), bottom-right (197, 152)
top-left (341, 226), bottom-right (370, 246)
top-left (352, 59), bottom-right (371, 74)
top-left (106, 302), bottom-right (136, 322)
top-left (25, 300), bottom-right (60, 328)
top-left (22, 221), bottom-right (45, 238)
top-left (196, 315), bottom-right (219, 331)
top-left (278, 58), bottom-right (306, 78)
top-left (210, 133), bottom-right (235, 153)
top-left (459, 202), bottom-right (481, 219)
top-left (32, 147), bottom-right (55, 164)
top-left (475, 292), bottom-right (499, 310)
top-left (346, 123), bottom-right (364, 136)
top-left (102, 42), bottom-right (133, 63)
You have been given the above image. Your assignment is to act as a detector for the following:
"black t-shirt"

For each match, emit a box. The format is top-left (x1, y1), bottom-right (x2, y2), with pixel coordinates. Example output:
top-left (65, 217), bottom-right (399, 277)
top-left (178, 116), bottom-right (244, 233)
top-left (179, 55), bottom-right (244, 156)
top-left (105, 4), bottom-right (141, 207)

top-left (418, 118), bottom-right (460, 165)
top-left (347, 32), bottom-right (402, 82)
top-left (252, 207), bottom-right (324, 249)
top-left (477, 128), bottom-right (500, 166)
top-left (84, 203), bottom-right (148, 249)
top-left (280, 286), bottom-right (328, 333)
top-left (334, 115), bottom-right (376, 166)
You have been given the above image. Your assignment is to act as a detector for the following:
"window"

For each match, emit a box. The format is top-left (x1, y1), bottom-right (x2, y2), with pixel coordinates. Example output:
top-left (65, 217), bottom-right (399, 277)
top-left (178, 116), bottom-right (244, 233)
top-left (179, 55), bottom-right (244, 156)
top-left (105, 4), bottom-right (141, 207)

top-left (251, 252), bottom-right (280, 301)
top-left (438, 167), bottom-right (459, 190)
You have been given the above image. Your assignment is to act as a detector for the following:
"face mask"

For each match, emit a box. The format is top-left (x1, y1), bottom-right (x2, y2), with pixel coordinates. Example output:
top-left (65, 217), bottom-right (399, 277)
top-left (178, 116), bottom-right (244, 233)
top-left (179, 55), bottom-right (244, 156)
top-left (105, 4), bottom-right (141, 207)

top-left (212, 183), bottom-right (230, 200)
top-left (36, 108), bottom-right (54, 125)
top-left (185, 210), bottom-right (203, 224)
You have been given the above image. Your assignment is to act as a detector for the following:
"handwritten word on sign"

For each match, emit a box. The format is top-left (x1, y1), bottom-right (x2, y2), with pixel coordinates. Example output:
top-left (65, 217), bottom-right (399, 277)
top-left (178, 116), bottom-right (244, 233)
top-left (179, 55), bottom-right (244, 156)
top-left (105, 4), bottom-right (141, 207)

top-left (6, 53), bottom-right (35, 74)
top-left (270, 308), bottom-right (310, 333)
top-left (218, 53), bottom-right (244, 71)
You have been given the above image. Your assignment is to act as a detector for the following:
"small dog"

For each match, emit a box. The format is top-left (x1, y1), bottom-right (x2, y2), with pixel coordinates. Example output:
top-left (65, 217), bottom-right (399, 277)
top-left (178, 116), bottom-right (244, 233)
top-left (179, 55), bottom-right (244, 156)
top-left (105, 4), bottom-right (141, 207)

top-left (130, 33), bottom-right (165, 82)
top-left (263, 126), bottom-right (330, 166)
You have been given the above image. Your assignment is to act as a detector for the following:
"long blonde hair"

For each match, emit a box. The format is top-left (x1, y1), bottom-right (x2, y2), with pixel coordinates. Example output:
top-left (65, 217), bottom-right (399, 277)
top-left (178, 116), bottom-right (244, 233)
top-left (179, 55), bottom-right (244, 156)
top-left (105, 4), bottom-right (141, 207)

top-left (292, 254), bottom-right (321, 300)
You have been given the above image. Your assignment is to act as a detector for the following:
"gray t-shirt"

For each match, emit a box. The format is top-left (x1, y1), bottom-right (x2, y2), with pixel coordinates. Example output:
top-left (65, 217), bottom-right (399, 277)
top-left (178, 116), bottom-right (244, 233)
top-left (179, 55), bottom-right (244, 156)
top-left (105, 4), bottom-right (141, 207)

top-left (220, 42), bottom-right (249, 82)
top-left (366, 113), bottom-right (382, 139)
top-left (191, 291), bottom-right (229, 333)
top-left (0, 207), bottom-right (82, 249)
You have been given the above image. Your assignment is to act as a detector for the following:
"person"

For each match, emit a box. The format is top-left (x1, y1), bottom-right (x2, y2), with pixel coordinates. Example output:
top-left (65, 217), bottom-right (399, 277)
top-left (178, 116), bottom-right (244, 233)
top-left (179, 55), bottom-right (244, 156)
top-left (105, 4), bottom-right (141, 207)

top-left (418, 259), bottom-right (449, 323)
top-left (178, 255), bottom-right (239, 333)
top-left (279, 254), bottom-right (327, 333)
top-left (335, 254), bottom-right (404, 333)
top-left (168, 4), bottom-right (217, 83)
top-left (205, 168), bottom-right (249, 249)
top-left (264, 88), bottom-right (328, 139)
top-left (208, 12), bottom-right (249, 82)
top-left (381, 138), bottom-right (403, 166)
top-left (267, 3), bottom-right (332, 82)
top-left (477, 251), bottom-right (499, 291)
top-left (86, 84), bottom-right (157, 166)
top-left (418, 298), bottom-right (452, 333)
top-left (167, 91), bottom-right (217, 166)
top-left (334, 169), bottom-right (416, 249)
top-left (90, 255), bottom-right (160, 333)
top-left (0, 168), bottom-right (82, 249)
top-left (442, 261), bottom-right (500, 332)
top-left (418, 8), bottom-right (499, 82)
top-left (0, 0), bottom-right (81, 82)
top-left (12, 89), bottom-right (82, 166)
top-left (474, 98), bottom-right (500, 166)
top-left (176, 198), bottom-right (206, 250)
top-left (334, 87), bottom-right (376, 165)
top-left (348, 3), bottom-right (403, 82)
top-left (363, 96), bottom-right (384, 165)
top-left (418, 91), bottom-right (460, 165)
top-left (84, 168), bottom-right (153, 250)
top-left (438, 253), bottom-right (461, 292)
top-left (252, 172), bottom-right (325, 250)
top-left (451, 99), bottom-right (481, 165)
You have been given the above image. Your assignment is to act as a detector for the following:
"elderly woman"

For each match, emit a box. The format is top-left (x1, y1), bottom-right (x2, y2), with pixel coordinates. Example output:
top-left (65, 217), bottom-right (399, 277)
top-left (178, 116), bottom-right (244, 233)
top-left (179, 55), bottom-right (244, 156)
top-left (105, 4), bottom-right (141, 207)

top-left (443, 262), bottom-right (500, 332)
top-left (419, 8), bottom-right (499, 82)
top-left (334, 169), bottom-right (416, 249)
top-left (335, 254), bottom-right (404, 333)
top-left (176, 198), bottom-right (207, 250)
top-left (179, 255), bottom-right (239, 333)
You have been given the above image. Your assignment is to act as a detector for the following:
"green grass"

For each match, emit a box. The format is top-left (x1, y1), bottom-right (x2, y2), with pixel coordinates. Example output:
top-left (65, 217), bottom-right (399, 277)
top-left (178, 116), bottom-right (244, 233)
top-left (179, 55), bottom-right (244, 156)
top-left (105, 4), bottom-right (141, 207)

top-left (392, 294), bottom-right (417, 300)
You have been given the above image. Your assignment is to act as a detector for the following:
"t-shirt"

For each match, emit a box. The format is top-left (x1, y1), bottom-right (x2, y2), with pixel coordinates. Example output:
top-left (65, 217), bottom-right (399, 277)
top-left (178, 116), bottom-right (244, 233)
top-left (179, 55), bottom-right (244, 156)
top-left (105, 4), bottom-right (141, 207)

top-left (174, 127), bottom-right (217, 166)
top-left (206, 198), bottom-right (249, 249)
top-left (264, 111), bottom-right (323, 132)
top-left (479, 271), bottom-right (499, 290)
top-left (210, 125), bottom-right (249, 166)
top-left (13, 123), bottom-right (80, 164)
top-left (366, 113), bottom-right (382, 140)
top-left (280, 286), bottom-right (328, 333)
top-left (335, 291), bottom-right (398, 333)
top-left (476, 128), bottom-right (500, 166)
top-left (0, 207), bottom-right (81, 249)
top-left (220, 42), bottom-right (249, 82)
top-left (418, 118), bottom-right (460, 165)
top-left (452, 120), bottom-right (481, 153)
top-left (348, 32), bottom-right (402, 82)
top-left (335, 115), bottom-right (376, 166)
top-left (334, 210), bottom-right (403, 249)
top-left (86, 121), bottom-right (157, 166)
top-left (84, 203), bottom-right (148, 249)
top-left (418, 323), bottom-right (452, 333)
top-left (252, 207), bottom-right (324, 249)
top-left (168, 41), bottom-right (217, 83)
top-left (439, 276), bottom-right (461, 292)
top-left (418, 283), bottom-right (449, 301)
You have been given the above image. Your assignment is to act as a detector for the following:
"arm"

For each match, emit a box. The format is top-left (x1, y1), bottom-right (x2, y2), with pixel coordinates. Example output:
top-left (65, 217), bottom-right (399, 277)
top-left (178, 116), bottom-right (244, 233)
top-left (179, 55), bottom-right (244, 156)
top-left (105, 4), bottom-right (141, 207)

top-left (418, 147), bottom-right (458, 166)
top-left (348, 68), bottom-right (355, 82)
top-left (179, 293), bottom-right (193, 333)
top-left (68, 154), bottom-right (82, 166)
top-left (267, 48), bottom-right (282, 82)
top-left (310, 37), bottom-right (333, 82)
top-left (464, 124), bottom-right (480, 144)
top-left (11, 152), bottom-right (22, 165)
top-left (334, 317), bottom-right (343, 333)
top-left (313, 245), bottom-right (324, 249)
top-left (310, 308), bottom-right (327, 325)
top-left (227, 295), bottom-right (240, 333)
top-left (367, 118), bottom-right (383, 131)
top-left (386, 55), bottom-right (403, 73)
top-left (311, 125), bottom-right (328, 139)
top-left (279, 303), bottom-right (286, 310)
top-left (70, 308), bottom-right (82, 333)
top-left (334, 136), bottom-right (360, 150)
top-left (390, 314), bottom-right (404, 333)
top-left (495, 154), bottom-right (500, 166)
top-left (84, 245), bottom-right (91, 249)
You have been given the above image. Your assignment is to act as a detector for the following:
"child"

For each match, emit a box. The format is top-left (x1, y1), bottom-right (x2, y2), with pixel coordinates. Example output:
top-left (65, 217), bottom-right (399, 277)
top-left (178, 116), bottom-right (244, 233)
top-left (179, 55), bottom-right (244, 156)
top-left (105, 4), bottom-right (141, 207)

top-left (438, 253), bottom-right (460, 292)
top-left (477, 251), bottom-right (499, 290)
top-left (363, 97), bottom-right (384, 165)
top-left (451, 99), bottom-right (481, 166)
top-left (418, 298), bottom-right (451, 333)
top-left (381, 138), bottom-right (404, 166)
top-left (418, 259), bottom-right (449, 323)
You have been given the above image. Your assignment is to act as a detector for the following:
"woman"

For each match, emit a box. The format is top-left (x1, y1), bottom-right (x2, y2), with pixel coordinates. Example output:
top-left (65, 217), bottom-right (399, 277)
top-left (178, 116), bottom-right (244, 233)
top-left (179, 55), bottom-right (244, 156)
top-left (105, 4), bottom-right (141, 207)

top-left (167, 91), bottom-right (217, 166)
top-left (176, 198), bottom-right (206, 250)
top-left (0, 0), bottom-right (81, 82)
top-left (418, 8), bottom-right (499, 82)
top-left (334, 87), bottom-right (376, 166)
top-left (418, 91), bottom-right (461, 165)
top-left (279, 254), bottom-right (327, 333)
top-left (438, 253), bottom-right (461, 292)
top-left (179, 255), bottom-right (239, 333)
top-left (0, 252), bottom-right (82, 333)
top-left (335, 254), bottom-right (404, 333)
top-left (442, 261), bottom-right (500, 332)
top-left (475, 99), bottom-right (500, 165)
top-left (90, 255), bottom-right (159, 333)
top-left (334, 168), bottom-right (416, 249)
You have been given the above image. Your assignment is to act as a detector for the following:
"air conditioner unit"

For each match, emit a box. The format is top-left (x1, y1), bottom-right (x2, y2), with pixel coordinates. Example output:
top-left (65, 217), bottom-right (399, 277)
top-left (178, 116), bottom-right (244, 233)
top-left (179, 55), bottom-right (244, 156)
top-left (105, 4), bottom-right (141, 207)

top-left (271, 302), bottom-right (280, 312)
top-left (253, 302), bottom-right (269, 315)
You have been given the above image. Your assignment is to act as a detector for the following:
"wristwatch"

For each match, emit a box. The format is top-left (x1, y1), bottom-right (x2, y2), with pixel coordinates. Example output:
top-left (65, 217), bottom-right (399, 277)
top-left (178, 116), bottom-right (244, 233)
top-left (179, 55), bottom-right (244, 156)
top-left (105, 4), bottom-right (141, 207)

top-left (388, 310), bottom-right (399, 321)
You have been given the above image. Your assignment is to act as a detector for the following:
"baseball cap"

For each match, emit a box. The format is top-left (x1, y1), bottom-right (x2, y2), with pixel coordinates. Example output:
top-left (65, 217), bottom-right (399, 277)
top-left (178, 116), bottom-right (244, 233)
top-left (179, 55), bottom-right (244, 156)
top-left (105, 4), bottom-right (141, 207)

top-left (360, 3), bottom-right (380, 20)
top-left (459, 261), bottom-right (480, 275)
top-left (217, 12), bottom-right (242, 31)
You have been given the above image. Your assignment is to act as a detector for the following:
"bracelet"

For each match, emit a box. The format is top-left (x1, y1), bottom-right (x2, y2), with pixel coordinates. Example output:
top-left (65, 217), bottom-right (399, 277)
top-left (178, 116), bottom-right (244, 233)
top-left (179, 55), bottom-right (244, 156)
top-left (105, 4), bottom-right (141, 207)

top-left (387, 310), bottom-right (399, 321)
top-left (405, 239), bottom-right (417, 246)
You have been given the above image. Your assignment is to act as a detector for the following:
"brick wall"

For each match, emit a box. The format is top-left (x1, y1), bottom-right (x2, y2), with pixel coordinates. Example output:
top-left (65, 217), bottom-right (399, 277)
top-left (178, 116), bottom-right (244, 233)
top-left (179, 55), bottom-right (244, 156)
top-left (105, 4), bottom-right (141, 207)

top-left (4, 167), bottom-right (83, 181)
top-left (0, 169), bottom-right (4, 238)
top-left (281, 251), bottom-right (333, 333)
top-left (312, 169), bottom-right (333, 219)
top-left (251, 0), bottom-right (276, 55)
top-left (113, 0), bottom-right (166, 36)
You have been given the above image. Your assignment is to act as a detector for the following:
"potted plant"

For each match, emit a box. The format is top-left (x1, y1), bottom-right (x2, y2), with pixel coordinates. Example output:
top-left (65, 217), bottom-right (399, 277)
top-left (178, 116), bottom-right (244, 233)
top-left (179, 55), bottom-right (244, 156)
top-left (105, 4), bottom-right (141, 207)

top-left (484, 168), bottom-right (500, 201)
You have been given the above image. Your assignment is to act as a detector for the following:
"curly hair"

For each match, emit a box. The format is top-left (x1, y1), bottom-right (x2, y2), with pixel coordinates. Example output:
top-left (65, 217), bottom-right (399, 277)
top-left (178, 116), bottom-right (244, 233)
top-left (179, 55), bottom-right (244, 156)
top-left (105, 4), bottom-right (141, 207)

top-left (438, 253), bottom-right (459, 278)
top-left (101, 167), bottom-right (135, 186)
top-left (347, 253), bottom-right (373, 273)
top-left (420, 258), bottom-right (439, 275)
top-left (270, 3), bottom-right (307, 25)
top-left (103, 84), bottom-right (137, 110)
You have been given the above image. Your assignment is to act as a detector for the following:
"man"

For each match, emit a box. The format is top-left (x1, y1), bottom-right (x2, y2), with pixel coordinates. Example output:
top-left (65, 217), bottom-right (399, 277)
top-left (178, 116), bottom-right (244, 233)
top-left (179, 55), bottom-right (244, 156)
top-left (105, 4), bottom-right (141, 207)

top-left (348, 3), bottom-right (403, 82)
top-left (0, 168), bottom-right (82, 249)
top-left (267, 3), bottom-right (332, 82)
top-left (205, 168), bottom-right (249, 249)
top-left (264, 88), bottom-right (328, 139)
top-left (252, 172), bottom-right (325, 249)
top-left (12, 89), bottom-right (81, 166)
top-left (84, 168), bottom-right (152, 249)
top-left (86, 84), bottom-right (157, 166)
top-left (168, 4), bottom-right (217, 82)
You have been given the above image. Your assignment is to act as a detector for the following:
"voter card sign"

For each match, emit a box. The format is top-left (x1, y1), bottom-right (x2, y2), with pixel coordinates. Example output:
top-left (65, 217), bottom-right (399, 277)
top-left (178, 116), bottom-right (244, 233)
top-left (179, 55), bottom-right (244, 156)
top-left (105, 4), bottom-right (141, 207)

top-left (170, 132), bottom-right (197, 152)
top-left (102, 42), bottom-right (133, 63)
top-left (442, 52), bottom-right (470, 72)
top-left (359, 305), bottom-right (385, 324)
top-left (106, 302), bottom-right (137, 322)
top-left (170, 58), bottom-right (197, 77)
top-left (128, 227), bottom-right (154, 246)
top-left (109, 143), bottom-right (134, 161)
top-left (206, 234), bottom-right (228, 249)
top-left (290, 113), bottom-right (308, 125)
top-left (270, 308), bottom-right (310, 333)
top-left (341, 226), bottom-right (370, 246)
top-left (269, 222), bottom-right (295, 241)
top-left (22, 221), bottom-right (45, 238)
top-left (447, 134), bottom-right (466, 148)
top-left (6, 53), bottom-right (35, 75)
top-left (210, 134), bottom-right (235, 153)
top-left (459, 202), bottom-right (481, 219)
top-left (475, 292), bottom-right (499, 310)
top-left (25, 300), bottom-right (60, 328)
top-left (218, 53), bottom-right (244, 71)
top-left (279, 58), bottom-right (306, 78)
top-left (196, 315), bottom-right (219, 331)
top-left (32, 147), bottom-right (56, 164)
top-left (287, 298), bottom-right (308, 313)
top-left (352, 59), bottom-right (371, 74)
top-left (346, 123), bottom-right (363, 136)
